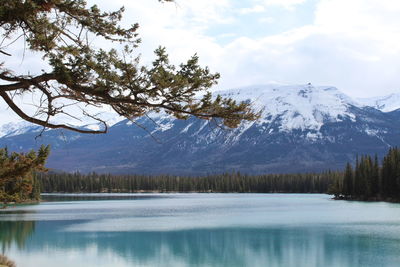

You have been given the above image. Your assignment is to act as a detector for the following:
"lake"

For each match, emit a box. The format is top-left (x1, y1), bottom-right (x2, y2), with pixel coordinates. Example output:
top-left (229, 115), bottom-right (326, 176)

top-left (1, 194), bottom-right (400, 267)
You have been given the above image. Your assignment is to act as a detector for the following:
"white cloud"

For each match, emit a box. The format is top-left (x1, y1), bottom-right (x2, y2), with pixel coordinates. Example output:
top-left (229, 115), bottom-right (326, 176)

top-left (258, 0), bottom-right (308, 10)
top-left (105, 0), bottom-right (233, 30)
top-left (2, 0), bottom-right (400, 126)
top-left (258, 17), bottom-right (275, 24)
top-left (211, 0), bottom-right (400, 97)
top-left (315, 0), bottom-right (400, 54)
top-left (125, 0), bottom-right (400, 97)
top-left (239, 5), bottom-right (266, 14)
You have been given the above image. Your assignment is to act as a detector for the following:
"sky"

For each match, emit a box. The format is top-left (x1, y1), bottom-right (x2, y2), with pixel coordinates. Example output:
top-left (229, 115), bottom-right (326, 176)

top-left (87, 0), bottom-right (400, 98)
top-left (1, 0), bottom-right (400, 124)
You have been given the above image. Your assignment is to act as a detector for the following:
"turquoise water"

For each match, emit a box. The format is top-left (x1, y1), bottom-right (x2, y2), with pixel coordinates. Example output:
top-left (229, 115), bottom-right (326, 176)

top-left (1, 194), bottom-right (400, 267)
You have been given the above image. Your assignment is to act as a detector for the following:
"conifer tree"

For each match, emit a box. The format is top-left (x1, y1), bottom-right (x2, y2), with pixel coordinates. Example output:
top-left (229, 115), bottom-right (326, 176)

top-left (371, 154), bottom-right (380, 197)
top-left (0, 0), bottom-right (258, 134)
top-left (363, 156), bottom-right (373, 198)
top-left (381, 148), bottom-right (398, 197)
top-left (343, 162), bottom-right (353, 197)
top-left (0, 145), bottom-right (50, 203)
top-left (338, 148), bottom-right (400, 201)
top-left (354, 156), bottom-right (362, 197)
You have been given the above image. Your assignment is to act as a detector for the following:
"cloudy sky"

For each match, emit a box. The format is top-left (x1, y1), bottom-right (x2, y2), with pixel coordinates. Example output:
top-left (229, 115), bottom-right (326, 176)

top-left (1, 0), bottom-right (400, 124)
top-left (90, 0), bottom-right (400, 98)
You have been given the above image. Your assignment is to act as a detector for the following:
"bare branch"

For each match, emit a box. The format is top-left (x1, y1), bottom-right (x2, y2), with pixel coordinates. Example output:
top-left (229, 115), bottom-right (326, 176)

top-left (0, 91), bottom-right (106, 134)
top-left (0, 50), bottom-right (11, 56)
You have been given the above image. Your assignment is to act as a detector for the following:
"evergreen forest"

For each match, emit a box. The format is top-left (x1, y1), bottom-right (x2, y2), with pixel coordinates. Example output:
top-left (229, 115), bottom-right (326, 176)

top-left (37, 171), bottom-right (339, 194)
top-left (330, 147), bottom-right (400, 201)
top-left (3, 145), bottom-right (400, 203)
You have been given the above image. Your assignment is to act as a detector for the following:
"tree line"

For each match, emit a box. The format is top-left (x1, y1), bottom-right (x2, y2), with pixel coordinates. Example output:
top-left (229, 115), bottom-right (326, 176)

top-left (37, 171), bottom-right (339, 194)
top-left (5, 145), bottom-right (400, 202)
top-left (329, 147), bottom-right (400, 201)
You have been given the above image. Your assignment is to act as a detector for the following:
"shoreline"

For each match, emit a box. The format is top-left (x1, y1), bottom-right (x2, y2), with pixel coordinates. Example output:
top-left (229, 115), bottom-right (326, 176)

top-left (3, 193), bottom-right (400, 207)
top-left (41, 190), bottom-right (330, 196)
top-left (333, 195), bottom-right (400, 203)
top-left (1, 199), bottom-right (40, 209)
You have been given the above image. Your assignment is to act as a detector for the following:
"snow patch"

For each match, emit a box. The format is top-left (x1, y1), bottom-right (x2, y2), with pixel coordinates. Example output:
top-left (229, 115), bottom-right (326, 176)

top-left (306, 132), bottom-right (322, 141)
top-left (180, 122), bottom-right (194, 134)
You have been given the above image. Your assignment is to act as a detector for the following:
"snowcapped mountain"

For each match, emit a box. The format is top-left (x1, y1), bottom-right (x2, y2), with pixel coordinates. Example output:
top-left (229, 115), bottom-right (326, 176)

top-left (356, 93), bottom-right (400, 112)
top-left (217, 84), bottom-right (357, 132)
top-left (1, 84), bottom-right (400, 175)
top-left (0, 84), bottom-right (395, 138)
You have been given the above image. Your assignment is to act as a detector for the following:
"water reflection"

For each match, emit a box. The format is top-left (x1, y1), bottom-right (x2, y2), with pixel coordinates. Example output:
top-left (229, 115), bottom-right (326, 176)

top-left (0, 221), bottom-right (35, 252)
top-left (1, 194), bottom-right (400, 267)
top-left (0, 220), bottom-right (35, 266)
top-left (42, 193), bottom-right (172, 202)
top-left (1, 220), bottom-right (399, 267)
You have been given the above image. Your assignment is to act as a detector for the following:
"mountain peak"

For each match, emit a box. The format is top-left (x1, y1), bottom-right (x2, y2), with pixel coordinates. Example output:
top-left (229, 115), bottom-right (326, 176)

top-left (217, 84), bottom-right (356, 132)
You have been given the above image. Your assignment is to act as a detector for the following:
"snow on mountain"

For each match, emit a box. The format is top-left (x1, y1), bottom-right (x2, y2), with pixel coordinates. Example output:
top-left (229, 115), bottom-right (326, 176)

top-left (0, 108), bottom-right (124, 138)
top-left (0, 83), bottom-right (398, 138)
top-left (216, 84), bottom-right (357, 132)
top-left (356, 93), bottom-right (400, 112)
top-left (2, 84), bottom-right (400, 175)
top-left (0, 121), bottom-right (41, 138)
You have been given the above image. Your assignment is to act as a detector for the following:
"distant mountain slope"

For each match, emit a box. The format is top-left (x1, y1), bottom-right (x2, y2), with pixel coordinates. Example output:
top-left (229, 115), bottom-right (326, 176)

top-left (356, 93), bottom-right (400, 112)
top-left (1, 84), bottom-right (400, 175)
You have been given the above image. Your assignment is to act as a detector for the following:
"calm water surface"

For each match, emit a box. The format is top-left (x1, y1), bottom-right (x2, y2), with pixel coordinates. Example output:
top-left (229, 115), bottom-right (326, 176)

top-left (1, 194), bottom-right (400, 267)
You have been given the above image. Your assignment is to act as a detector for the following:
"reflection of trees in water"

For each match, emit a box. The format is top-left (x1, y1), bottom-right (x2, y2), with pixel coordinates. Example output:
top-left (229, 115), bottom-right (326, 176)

top-left (28, 225), bottom-right (400, 266)
top-left (1, 219), bottom-right (399, 266)
top-left (0, 221), bottom-right (36, 253)
top-left (42, 194), bottom-right (168, 202)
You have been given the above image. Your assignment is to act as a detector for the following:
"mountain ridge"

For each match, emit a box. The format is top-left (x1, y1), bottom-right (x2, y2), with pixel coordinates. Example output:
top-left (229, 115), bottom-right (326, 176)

top-left (1, 84), bottom-right (400, 175)
top-left (1, 84), bottom-right (399, 137)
